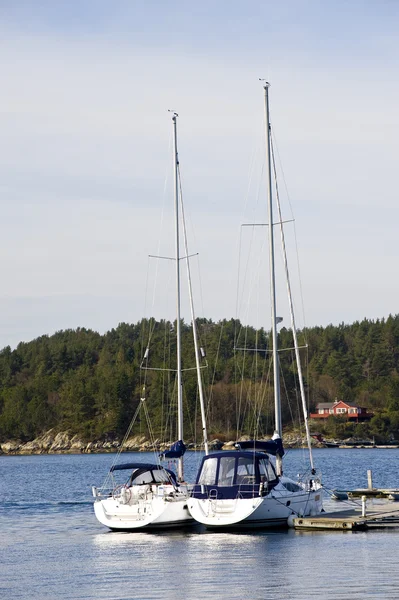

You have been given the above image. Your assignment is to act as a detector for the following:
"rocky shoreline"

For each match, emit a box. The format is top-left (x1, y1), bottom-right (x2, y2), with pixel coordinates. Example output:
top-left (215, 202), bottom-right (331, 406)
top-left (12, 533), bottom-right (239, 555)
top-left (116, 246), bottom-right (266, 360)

top-left (0, 429), bottom-right (308, 455)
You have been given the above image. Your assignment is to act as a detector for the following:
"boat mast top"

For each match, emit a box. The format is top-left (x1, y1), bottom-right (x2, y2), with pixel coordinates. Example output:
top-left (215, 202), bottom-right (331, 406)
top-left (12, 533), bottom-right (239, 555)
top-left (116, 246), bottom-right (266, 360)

top-left (263, 82), bottom-right (283, 475)
top-left (172, 112), bottom-right (184, 482)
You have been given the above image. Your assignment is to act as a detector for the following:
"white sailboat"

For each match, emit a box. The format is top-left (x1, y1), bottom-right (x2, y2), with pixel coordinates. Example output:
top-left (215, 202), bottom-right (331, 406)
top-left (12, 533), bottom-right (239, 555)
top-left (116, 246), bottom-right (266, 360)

top-left (93, 112), bottom-right (208, 530)
top-left (187, 83), bottom-right (324, 529)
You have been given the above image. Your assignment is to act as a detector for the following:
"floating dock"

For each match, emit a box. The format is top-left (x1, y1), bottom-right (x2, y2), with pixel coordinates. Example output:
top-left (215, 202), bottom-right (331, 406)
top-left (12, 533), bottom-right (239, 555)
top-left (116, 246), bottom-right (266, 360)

top-left (347, 488), bottom-right (399, 499)
top-left (292, 503), bottom-right (399, 531)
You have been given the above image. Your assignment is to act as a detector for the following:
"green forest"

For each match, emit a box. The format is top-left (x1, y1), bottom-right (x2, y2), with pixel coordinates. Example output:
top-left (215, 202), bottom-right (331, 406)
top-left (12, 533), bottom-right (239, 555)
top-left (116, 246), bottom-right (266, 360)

top-left (1, 314), bottom-right (399, 444)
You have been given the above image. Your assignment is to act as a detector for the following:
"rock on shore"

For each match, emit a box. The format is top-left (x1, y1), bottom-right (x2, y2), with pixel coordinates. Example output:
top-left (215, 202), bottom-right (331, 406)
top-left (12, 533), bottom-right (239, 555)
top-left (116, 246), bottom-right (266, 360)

top-left (0, 430), bottom-right (308, 455)
top-left (0, 430), bottom-right (200, 455)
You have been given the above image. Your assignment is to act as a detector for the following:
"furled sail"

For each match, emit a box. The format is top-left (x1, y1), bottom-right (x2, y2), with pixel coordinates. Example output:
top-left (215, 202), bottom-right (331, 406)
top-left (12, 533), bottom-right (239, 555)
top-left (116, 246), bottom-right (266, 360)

top-left (236, 438), bottom-right (285, 457)
top-left (160, 439), bottom-right (187, 459)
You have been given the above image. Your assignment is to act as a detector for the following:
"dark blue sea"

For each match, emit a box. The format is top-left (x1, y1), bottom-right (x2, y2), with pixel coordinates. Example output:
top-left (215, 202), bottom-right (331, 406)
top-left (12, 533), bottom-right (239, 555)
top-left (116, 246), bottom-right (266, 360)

top-left (1, 448), bottom-right (399, 600)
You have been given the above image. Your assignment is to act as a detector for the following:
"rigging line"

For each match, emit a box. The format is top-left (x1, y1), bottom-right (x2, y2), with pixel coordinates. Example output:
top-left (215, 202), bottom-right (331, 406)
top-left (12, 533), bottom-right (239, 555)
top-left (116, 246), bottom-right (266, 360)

top-left (161, 321), bottom-right (174, 444)
top-left (236, 322), bottom-right (250, 439)
top-left (143, 130), bottom-right (174, 359)
top-left (279, 356), bottom-right (295, 429)
top-left (233, 343), bottom-right (245, 432)
top-left (234, 124), bottom-right (263, 330)
top-left (235, 319), bottom-right (268, 438)
top-left (244, 343), bottom-right (260, 437)
top-left (291, 347), bottom-right (305, 441)
top-left (177, 162), bottom-right (209, 452)
top-left (254, 328), bottom-right (259, 434)
top-left (146, 270), bottom-right (173, 356)
top-left (195, 253), bottom-right (206, 343)
top-left (160, 317), bottom-right (169, 442)
top-left (253, 322), bottom-right (268, 437)
top-left (246, 345), bottom-right (257, 436)
top-left (235, 327), bottom-right (244, 439)
top-left (253, 383), bottom-right (264, 440)
top-left (233, 233), bottom-right (243, 440)
top-left (250, 334), bottom-right (265, 438)
top-left (243, 125), bottom-right (263, 219)
top-left (288, 346), bottom-right (302, 432)
top-left (234, 234), bottom-right (250, 437)
top-left (162, 367), bottom-right (171, 445)
top-left (235, 226), bottom-right (243, 326)
top-left (140, 263), bottom-right (152, 393)
top-left (182, 383), bottom-right (196, 443)
top-left (101, 398), bottom-right (144, 490)
top-left (271, 133), bottom-right (314, 471)
top-left (240, 120), bottom-right (267, 227)
top-left (141, 256), bottom-right (151, 345)
top-left (237, 224), bottom-right (266, 325)
top-left (235, 129), bottom-right (262, 321)
top-left (271, 127), bottom-right (308, 342)
top-left (151, 129), bottom-right (173, 313)
top-left (260, 357), bottom-right (273, 438)
top-left (142, 398), bottom-right (161, 465)
top-left (306, 343), bottom-right (311, 418)
top-left (206, 319), bottom-right (224, 428)
top-left (235, 137), bottom-right (263, 327)
top-left (247, 239), bottom-right (268, 337)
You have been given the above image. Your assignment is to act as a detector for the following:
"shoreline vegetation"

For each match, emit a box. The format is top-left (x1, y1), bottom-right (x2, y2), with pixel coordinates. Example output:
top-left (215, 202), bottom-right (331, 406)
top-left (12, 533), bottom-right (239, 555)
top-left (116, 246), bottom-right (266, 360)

top-left (1, 316), bottom-right (399, 451)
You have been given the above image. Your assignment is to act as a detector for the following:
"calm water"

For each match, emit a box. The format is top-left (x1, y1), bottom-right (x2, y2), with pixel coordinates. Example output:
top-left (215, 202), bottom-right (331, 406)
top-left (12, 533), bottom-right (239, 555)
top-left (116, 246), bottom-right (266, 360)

top-left (1, 448), bottom-right (399, 600)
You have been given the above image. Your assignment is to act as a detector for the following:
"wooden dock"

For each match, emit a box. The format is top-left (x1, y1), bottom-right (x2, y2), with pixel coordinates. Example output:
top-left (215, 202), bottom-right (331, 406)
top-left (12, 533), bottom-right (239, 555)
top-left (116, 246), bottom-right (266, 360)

top-left (292, 503), bottom-right (399, 531)
top-left (347, 488), bottom-right (399, 499)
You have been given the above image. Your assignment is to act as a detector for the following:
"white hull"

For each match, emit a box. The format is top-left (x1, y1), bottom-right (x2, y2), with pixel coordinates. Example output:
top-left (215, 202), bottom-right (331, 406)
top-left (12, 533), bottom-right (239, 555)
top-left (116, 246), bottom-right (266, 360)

top-left (94, 485), bottom-right (194, 531)
top-left (187, 478), bottom-right (323, 529)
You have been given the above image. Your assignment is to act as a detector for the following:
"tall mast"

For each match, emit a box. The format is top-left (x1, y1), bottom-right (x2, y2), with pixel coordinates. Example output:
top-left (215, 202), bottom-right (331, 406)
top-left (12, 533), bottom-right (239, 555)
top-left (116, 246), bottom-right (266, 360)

top-left (263, 82), bottom-right (283, 476)
top-left (172, 112), bottom-right (184, 482)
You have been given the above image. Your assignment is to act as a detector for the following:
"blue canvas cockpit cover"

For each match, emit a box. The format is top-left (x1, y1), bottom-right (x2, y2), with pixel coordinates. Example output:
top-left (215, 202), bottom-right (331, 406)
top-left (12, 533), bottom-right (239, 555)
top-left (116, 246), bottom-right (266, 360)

top-left (238, 438), bottom-right (285, 457)
top-left (111, 462), bottom-right (166, 472)
top-left (109, 463), bottom-right (177, 483)
top-left (161, 439), bottom-right (186, 459)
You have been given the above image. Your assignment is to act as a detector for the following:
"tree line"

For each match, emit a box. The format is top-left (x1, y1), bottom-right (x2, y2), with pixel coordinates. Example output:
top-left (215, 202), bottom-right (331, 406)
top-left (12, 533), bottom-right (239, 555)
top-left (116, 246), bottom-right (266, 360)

top-left (0, 314), bottom-right (399, 443)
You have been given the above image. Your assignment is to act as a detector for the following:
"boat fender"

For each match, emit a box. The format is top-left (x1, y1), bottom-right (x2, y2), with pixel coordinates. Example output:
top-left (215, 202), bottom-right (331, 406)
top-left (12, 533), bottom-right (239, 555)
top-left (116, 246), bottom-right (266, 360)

top-left (287, 514), bottom-right (296, 528)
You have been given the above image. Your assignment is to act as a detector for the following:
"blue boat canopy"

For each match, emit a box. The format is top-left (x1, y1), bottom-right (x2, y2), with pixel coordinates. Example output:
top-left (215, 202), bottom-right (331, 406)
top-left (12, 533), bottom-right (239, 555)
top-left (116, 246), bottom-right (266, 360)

top-left (110, 463), bottom-right (177, 484)
top-left (110, 462), bottom-right (167, 472)
top-left (236, 438), bottom-right (285, 457)
top-left (160, 439), bottom-right (186, 459)
top-left (191, 450), bottom-right (279, 498)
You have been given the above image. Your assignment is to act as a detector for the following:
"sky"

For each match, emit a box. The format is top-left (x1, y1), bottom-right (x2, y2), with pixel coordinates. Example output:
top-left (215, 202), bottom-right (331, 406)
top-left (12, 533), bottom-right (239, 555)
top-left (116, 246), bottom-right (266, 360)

top-left (0, 0), bottom-right (398, 348)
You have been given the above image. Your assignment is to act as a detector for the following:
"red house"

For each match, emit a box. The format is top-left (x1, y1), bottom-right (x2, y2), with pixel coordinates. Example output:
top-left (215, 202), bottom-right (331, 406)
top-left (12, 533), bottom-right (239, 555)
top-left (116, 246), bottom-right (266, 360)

top-left (310, 400), bottom-right (373, 422)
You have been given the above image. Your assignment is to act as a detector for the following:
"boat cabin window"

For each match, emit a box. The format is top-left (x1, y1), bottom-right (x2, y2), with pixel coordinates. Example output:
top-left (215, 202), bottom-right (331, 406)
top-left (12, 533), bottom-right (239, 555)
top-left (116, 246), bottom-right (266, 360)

top-left (281, 481), bottom-right (302, 492)
top-left (198, 457), bottom-right (218, 485)
top-left (198, 454), bottom-right (277, 487)
top-left (130, 469), bottom-right (173, 485)
top-left (217, 456), bottom-right (236, 486)
top-left (130, 470), bottom-right (154, 485)
top-left (152, 470), bottom-right (174, 484)
top-left (259, 458), bottom-right (276, 482)
top-left (236, 456), bottom-right (256, 484)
